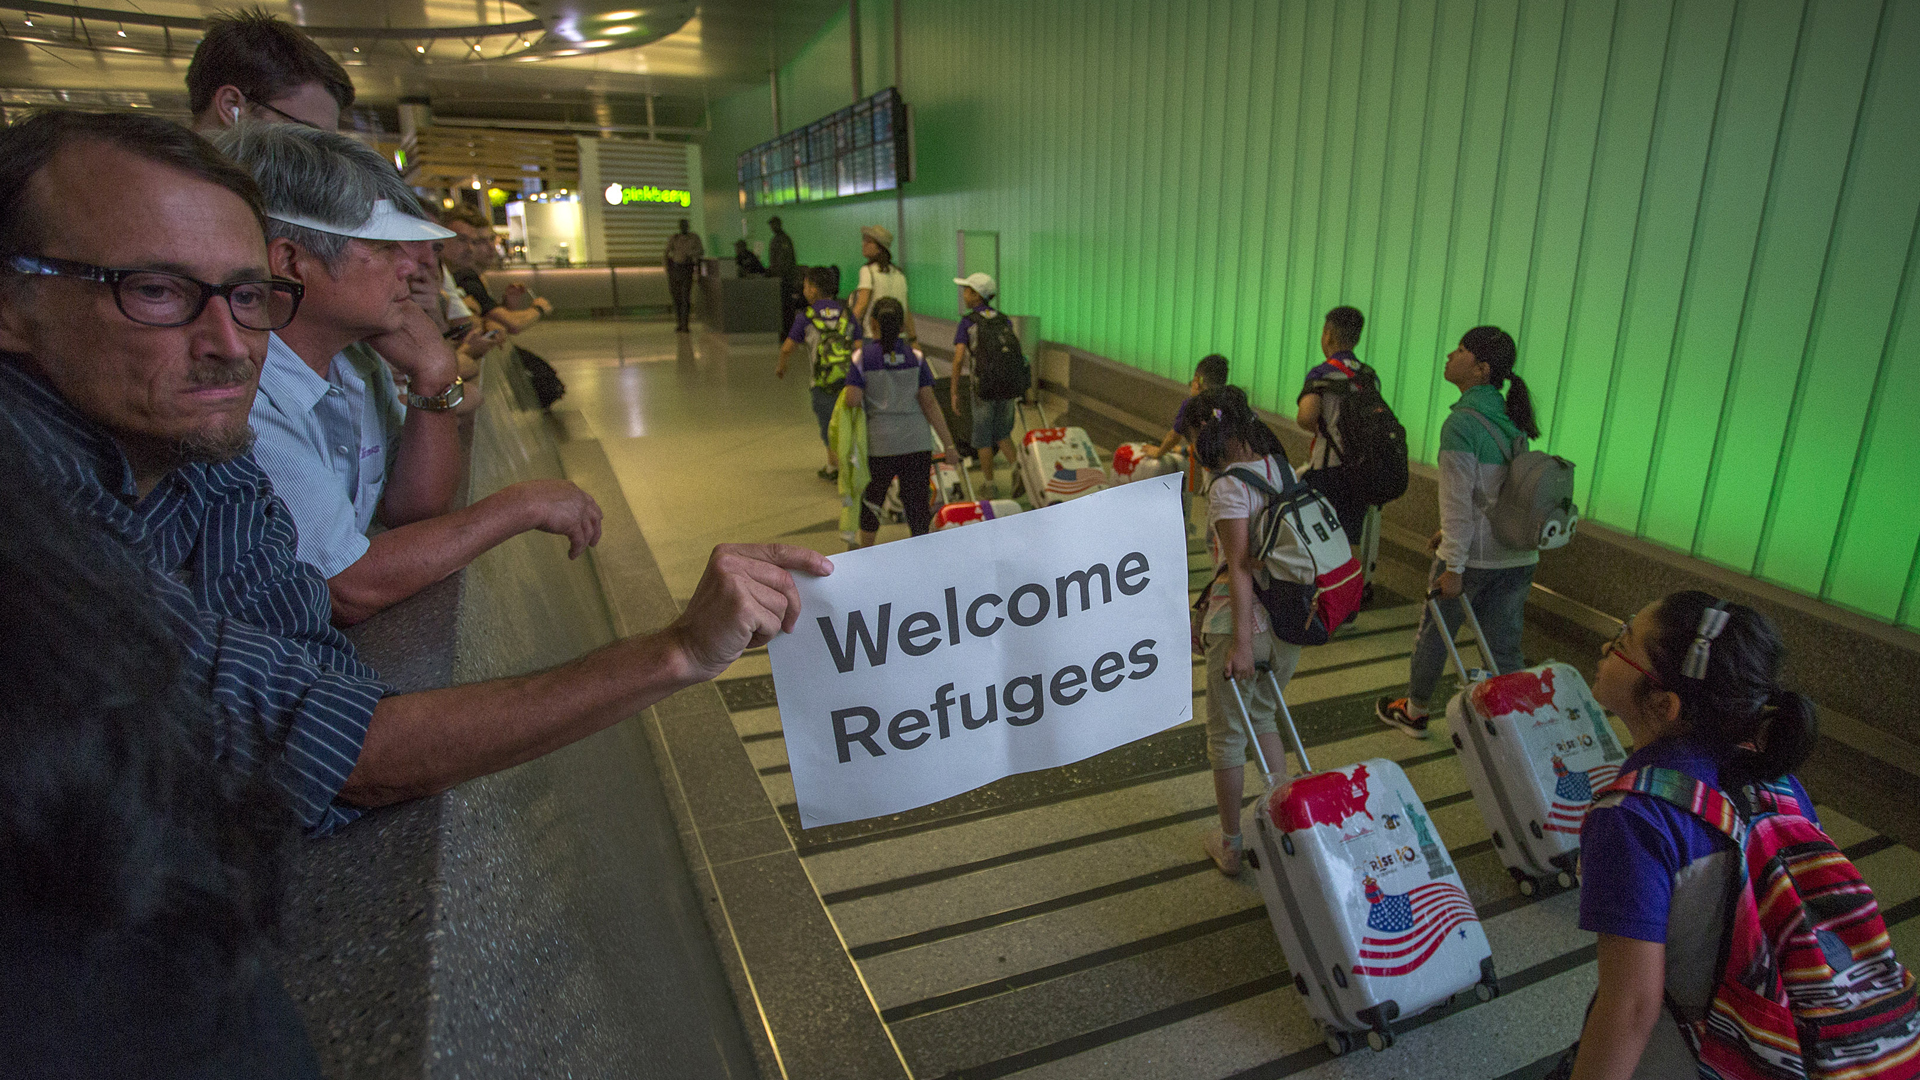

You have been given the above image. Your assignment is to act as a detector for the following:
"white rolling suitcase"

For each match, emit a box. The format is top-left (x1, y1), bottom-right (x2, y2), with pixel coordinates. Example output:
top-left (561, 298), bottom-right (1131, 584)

top-left (1434, 592), bottom-right (1628, 896)
top-left (1229, 667), bottom-right (1498, 1055)
top-left (1015, 401), bottom-right (1108, 507)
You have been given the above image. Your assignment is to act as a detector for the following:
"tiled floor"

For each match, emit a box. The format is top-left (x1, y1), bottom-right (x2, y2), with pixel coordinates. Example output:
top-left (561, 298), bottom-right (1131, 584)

top-left (523, 316), bottom-right (1920, 1080)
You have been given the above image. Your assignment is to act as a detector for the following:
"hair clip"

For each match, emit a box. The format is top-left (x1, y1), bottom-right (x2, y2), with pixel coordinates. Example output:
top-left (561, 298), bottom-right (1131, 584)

top-left (1211, 407), bottom-right (1222, 420)
top-left (1682, 602), bottom-right (1730, 681)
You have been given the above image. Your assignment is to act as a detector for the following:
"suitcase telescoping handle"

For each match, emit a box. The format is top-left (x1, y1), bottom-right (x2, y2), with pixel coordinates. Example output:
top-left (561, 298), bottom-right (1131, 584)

top-left (1224, 662), bottom-right (1312, 789)
top-left (1426, 587), bottom-right (1499, 683)
top-left (930, 426), bottom-right (976, 502)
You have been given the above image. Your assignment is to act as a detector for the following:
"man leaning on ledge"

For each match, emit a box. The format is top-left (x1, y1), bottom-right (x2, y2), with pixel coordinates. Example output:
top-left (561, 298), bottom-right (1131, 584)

top-left (213, 123), bottom-right (601, 625)
top-left (0, 110), bottom-right (832, 837)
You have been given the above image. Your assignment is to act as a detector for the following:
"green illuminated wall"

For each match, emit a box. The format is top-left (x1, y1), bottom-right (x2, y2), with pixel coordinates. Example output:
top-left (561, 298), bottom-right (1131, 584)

top-left (703, 0), bottom-right (1920, 631)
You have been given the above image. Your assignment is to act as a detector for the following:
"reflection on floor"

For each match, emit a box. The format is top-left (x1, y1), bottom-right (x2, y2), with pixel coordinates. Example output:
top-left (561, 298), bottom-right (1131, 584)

top-left (525, 317), bottom-right (1920, 1080)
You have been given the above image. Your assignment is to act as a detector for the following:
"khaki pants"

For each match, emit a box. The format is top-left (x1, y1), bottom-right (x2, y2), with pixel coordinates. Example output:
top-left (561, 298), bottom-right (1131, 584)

top-left (1203, 629), bottom-right (1302, 770)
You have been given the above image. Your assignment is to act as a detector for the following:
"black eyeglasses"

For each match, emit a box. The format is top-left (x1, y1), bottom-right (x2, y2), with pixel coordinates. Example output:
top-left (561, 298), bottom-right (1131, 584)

top-left (6, 255), bottom-right (304, 331)
top-left (242, 92), bottom-right (325, 130)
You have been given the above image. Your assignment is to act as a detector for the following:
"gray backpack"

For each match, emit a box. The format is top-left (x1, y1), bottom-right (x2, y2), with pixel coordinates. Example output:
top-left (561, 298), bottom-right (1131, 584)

top-left (1462, 410), bottom-right (1580, 551)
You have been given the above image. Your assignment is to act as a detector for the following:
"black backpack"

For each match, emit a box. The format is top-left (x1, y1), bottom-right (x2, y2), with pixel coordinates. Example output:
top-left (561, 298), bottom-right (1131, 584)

top-left (970, 311), bottom-right (1031, 401)
top-left (1314, 359), bottom-right (1408, 506)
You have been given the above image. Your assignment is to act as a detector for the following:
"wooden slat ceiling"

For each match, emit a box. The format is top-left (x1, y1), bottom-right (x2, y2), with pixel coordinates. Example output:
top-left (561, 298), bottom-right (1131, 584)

top-left (406, 127), bottom-right (579, 192)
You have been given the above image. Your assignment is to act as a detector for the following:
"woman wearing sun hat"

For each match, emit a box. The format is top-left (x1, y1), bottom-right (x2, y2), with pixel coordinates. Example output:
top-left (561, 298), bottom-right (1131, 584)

top-left (851, 224), bottom-right (915, 345)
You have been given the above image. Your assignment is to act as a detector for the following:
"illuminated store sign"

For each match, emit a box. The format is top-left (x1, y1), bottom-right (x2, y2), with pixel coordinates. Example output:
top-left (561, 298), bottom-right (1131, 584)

top-left (603, 183), bottom-right (692, 208)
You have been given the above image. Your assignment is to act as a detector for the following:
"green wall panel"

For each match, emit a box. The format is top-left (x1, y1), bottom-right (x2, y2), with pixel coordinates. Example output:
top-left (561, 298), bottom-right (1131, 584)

top-left (699, 0), bottom-right (1920, 630)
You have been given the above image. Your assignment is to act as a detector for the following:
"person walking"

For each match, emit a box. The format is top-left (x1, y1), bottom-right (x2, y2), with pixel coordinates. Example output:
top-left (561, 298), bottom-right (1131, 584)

top-left (1295, 306), bottom-right (1372, 542)
top-left (947, 272), bottom-right (1022, 496)
top-left (1375, 326), bottom-right (1541, 738)
top-left (775, 266), bottom-right (860, 480)
top-left (844, 298), bottom-right (955, 545)
top-left (1179, 386), bottom-right (1303, 877)
top-left (769, 216), bottom-right (800, 335)
top-left (850, 224), bottom-right (914, 345)
top-left (663, 217), bottom-right (704, 333)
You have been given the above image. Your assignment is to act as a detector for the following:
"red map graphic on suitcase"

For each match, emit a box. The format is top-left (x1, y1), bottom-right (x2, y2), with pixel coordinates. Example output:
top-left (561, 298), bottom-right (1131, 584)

top-left (1473, 667), bottom-right (1557, 718)
top-left (1271, 764), bottom-right (1375, 833)
top-left (1353, 878), bottom-right (1480, 977)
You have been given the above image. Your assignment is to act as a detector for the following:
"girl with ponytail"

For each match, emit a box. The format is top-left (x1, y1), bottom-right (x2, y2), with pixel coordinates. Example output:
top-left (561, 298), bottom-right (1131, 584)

top-left (1376, 326), bottom-right (1543, 738)
top-left (1176, 386), bottom-right (1302, 878)
top-left (1567, 591), bottom-right (1819, 1079)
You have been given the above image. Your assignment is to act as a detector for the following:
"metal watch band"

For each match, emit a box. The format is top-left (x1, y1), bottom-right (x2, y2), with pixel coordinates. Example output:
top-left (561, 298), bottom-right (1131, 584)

top-left (405, 375), bottom-right (464, 412)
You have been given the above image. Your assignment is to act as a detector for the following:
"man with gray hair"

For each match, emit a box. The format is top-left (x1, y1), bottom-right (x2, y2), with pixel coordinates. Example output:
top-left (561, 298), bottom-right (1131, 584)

top-left (214, 123), bottom-right (602, 625)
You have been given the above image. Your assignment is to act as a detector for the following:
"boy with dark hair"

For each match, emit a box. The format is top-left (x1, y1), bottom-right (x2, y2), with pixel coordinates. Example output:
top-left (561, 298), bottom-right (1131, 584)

top-left (1296, 306), bottom-right (1371, 540)
top-left (187, 8), bottom-right (355, 132)
top-left (1155, 353), bottom-right (1230, 457)
top-left (775, 266), bottom-right (860, 480)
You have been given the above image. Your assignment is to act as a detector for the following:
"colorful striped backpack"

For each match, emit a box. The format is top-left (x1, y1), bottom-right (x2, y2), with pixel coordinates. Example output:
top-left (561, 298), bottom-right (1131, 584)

top-left (1604, 767), bottom-right (1920, 1079)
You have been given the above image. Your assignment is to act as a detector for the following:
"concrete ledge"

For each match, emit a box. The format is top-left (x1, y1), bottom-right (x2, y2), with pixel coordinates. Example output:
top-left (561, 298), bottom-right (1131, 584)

top-left (276, 350), bottom-right (756, 1079)
top-left (556, 414), bottom-right (912, 1079)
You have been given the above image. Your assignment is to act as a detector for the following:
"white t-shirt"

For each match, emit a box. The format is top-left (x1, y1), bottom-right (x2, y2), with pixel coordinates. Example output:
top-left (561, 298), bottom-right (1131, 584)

top-left (1202, 454), bottom-right (1287, 635)
top-left (857, 262), bottom-right (910, 337)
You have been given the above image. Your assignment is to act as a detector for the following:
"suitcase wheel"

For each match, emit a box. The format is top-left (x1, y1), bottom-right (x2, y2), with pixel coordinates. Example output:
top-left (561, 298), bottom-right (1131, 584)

top-left (1529, 821), bottom-right (1545, 840)
top-left (1556, 869), bottom-right (1577, 890)
top-left (1490, 830), bottom-right (1505, 850)
top-left (1293, 973), bottom-right (1308, 997)
top-left (1475, 980), bottom-right (1498, 1003)
top-left (1484, 719), bottom-right (1497, 737)
top-left (1245, 848), bottom-right (1260, 870)
top-left (1324, 1029), bottom-right (1356, 1056)
top-left (1451, 732), bottom-right (1463, 750)
top-left (1280, 834), bottom-right (1295, 857)
top-left (1367, 1028), bottom-right (1394, 1052)
top-left (1516, 876), bottom-right (1538, 898)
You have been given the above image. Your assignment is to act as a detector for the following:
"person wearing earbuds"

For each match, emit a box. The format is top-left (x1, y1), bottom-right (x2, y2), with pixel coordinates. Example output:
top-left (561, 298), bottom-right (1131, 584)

top-left (186, 9), bottom-right (353, 134)
top-left (1561, 592), bottom-right (1819, 1080)
top-left (215, 123), bottom-right (601, 626)
top-left (1376, 326), bottom-right (1541, 739)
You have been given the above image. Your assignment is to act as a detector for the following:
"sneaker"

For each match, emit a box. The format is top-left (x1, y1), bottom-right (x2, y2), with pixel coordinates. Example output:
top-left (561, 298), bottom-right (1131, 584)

top-left (817, 466), bottom-right (839, 481)
top-left (1203, 829), bottom-right (1243, 877)
top-left (1375, 697), bottom-right (1431, 740)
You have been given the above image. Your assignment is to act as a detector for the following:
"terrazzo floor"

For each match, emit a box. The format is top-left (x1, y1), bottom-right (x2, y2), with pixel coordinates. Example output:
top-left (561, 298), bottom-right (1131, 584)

top-left (517, 316), bottom-right (1920, 1080)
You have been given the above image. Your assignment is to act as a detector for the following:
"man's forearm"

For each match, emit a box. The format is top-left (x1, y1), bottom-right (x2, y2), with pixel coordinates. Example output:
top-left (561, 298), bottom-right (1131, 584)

top-left (329, 489), bottom-right (533, 625)
top-left (485, 306), bottom-right (542, 334)
top-left (379, 409), bottom-right (464, 526)
top-left (340, 627), bottom-right (701, 807)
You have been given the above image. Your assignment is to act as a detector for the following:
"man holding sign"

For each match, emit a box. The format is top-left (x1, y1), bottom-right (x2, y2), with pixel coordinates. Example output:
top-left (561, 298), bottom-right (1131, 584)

top-left (770, 474), bottom-right (1193, 828)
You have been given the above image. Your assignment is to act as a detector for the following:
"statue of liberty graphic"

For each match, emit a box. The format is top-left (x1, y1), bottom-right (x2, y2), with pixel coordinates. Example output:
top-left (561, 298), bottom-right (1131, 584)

top-left (1404, 800), bottom-right (1452, 879)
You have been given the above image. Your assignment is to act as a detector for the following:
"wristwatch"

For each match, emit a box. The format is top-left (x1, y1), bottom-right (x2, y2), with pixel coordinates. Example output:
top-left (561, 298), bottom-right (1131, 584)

top-left (405, 376), bottom-right (465, 412)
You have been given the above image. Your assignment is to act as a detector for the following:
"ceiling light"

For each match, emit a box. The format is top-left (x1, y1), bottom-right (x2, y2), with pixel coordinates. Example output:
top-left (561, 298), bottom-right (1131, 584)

top-left (21, 15), bottom-right (31, 25)
top-left (415, 44), bottom-right (426, 53)
top-left (603, 24), bottom-right (637, 34)
top-left (578, 39), bottom-right (612, 47)
top-left (599, 9), bottom-right (641, 19)
top-left (550, 48), bottom-right (582, 55)
top-left (115, 24), bottom-right (126, 36)
top-left (351, 46), bottom-right (359, 52)
top-left (471, 179), bottom-right (482, 189)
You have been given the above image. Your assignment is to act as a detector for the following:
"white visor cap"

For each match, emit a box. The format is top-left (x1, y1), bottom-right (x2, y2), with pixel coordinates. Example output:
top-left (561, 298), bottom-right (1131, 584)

top-left (266, 199), bottom-right (455, 242)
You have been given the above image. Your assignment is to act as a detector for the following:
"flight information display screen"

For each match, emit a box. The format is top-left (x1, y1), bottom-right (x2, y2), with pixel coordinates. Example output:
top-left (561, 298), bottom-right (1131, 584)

top-left (738, 87), bottom-right (911, 208)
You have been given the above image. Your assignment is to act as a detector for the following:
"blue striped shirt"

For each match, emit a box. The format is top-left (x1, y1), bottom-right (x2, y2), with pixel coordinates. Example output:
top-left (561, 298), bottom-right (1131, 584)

top-left (0, 361), bottom-right (385, 836)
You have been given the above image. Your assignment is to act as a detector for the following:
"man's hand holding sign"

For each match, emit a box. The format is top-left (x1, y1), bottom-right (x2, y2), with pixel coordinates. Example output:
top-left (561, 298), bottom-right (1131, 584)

top-left (770, 475), bottom-right (1193, 828)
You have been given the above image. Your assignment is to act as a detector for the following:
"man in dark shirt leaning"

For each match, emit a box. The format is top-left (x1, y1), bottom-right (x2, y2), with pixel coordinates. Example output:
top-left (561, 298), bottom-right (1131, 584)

top-left (0, 110), bottom-right (831, 836)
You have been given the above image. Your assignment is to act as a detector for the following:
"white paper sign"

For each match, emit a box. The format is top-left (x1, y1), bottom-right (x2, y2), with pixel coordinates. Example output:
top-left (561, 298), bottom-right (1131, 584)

top-left (769, 474), bottom-right (1193, 828)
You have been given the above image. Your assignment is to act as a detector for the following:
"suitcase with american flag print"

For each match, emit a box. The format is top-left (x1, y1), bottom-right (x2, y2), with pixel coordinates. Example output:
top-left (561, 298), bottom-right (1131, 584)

top-left (1014, 401), bottom-right (1108, 508)
top-left (1228, 667), bottom-right (1498, 1055)
top-left (1434, 592), bottom-right (1627, 898)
